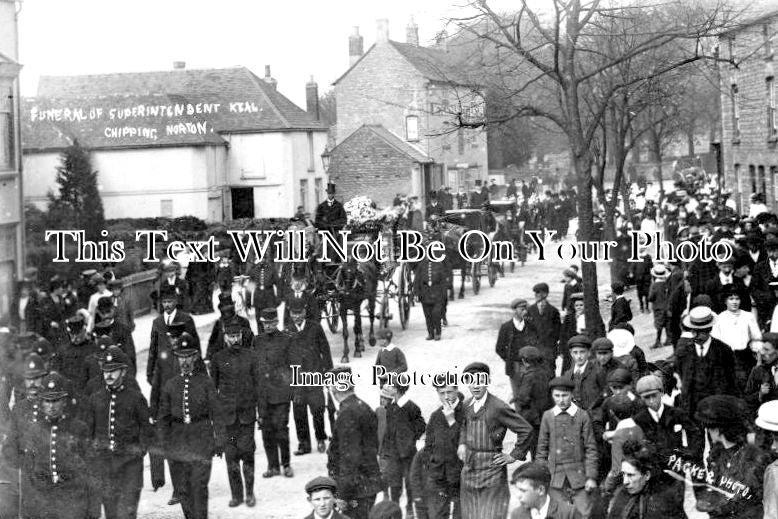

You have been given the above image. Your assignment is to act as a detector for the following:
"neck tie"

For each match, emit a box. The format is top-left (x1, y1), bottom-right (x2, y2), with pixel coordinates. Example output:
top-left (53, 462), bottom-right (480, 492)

top-left (696, 344), bottom-right (704, 357)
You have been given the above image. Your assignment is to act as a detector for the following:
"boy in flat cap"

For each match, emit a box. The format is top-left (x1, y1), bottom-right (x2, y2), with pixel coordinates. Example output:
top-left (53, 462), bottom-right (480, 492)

top-left (305, 476), bottom-right (350, 519)
top-left (527, 283), bottom-right (561, 371)
top-left (536, 376), bottom-right (598, 519)
top-left (458, 362), bottom-right (535, 519)
top-left (496, 298), bottom-right (539, 406)
top-left (562, 335), bottom-right (607, 412)
top-left (511, 346), bottom-right (552, 454)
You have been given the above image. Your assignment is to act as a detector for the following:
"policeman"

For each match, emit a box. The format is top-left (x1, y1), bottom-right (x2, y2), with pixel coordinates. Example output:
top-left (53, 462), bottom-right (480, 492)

top-left (3, 372), bottom-right (96, 519)
top-left (205, 296), bottom-right (253, 362)
top-left (326, 365), bottom-right (383, 519)
top-left (1, 331), bottom-right (38, 416)
top-left (93, 296), bottom-right (136, 369)
top-left (159, 340), bottom-right (224, 519)
top-left (50, 314), bottom-right (98, 393)
top-left (413, 257), bottom-right (449, 341)
top-left (283, 273), bottom-right (320, 329)
top-left (85, 348), bottom-right (151, 519)
top-left (85, 345), bottom-right (141, 398)
top-left (8, 352), bottom-right (48, 424)
top-left (254, 307), bottom-right (294, 478)
top-left (304, 476), bottom-right (351, 519)
top-left (315, 183), bottom-right (347, 234)
top-left (288, 299), bottom-right (333, 455)
top-left (84, 336), bottom-right (118, 393)
top-left (249, 258), bottom-right (279, 333)
top-left (210, 321), bottom-right (260, 507)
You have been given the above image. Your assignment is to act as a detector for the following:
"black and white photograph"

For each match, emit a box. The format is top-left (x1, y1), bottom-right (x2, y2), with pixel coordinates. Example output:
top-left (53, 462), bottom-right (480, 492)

top-left (2, 0), bottom-right (778, 518)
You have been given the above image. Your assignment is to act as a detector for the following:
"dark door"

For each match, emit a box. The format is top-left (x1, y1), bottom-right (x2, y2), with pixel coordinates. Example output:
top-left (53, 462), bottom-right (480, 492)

top-left (231, 188), bottom-right (254, 219)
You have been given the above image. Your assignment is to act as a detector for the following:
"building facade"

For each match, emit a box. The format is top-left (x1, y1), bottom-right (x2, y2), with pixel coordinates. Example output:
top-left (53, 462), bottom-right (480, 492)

top-left (330, 20), bottom-right (487, 208)
top-left (23, 66), bottom-right (328, 221)
top-left (0, 0), bottom-right (23, 324)
top-left (720, 9), bottom-right (778, 212)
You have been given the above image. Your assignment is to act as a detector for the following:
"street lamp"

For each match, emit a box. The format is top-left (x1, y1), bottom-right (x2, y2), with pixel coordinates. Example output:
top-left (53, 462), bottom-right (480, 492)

top-left (320, 147), bottom-right (331, 172)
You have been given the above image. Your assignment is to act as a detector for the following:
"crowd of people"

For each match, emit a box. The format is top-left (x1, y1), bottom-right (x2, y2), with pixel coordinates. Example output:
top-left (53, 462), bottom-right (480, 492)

top-left (5, 171), bottom-right (778, 519)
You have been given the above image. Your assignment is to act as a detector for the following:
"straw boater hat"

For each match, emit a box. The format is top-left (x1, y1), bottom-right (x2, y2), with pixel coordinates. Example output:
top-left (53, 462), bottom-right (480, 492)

top-left (682, 306), bottom-right (716, 330)
top-left (755, 401), bottom-right (778, 432)
top-left (650, 264), bottom-right (669, 279)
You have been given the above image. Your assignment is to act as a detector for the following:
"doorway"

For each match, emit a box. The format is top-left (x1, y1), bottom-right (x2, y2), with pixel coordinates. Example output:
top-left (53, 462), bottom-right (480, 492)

top-left (231, 188), bottom-right (255, 219)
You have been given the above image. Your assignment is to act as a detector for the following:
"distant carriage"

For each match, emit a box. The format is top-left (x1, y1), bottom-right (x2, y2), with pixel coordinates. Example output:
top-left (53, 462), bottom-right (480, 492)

top-left (488, 200), bottom-right (528, 271)
top-left (438, 209), bottom-right (501, 296)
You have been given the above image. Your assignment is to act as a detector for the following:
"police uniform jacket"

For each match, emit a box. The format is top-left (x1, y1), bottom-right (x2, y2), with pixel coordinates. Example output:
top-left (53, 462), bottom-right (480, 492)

top-left (210, 346), bottom-right (260, 425)
top-left (424, 400), bottom-right (465, 490)
top-left (495, 319), bottom-right (539, 377)
top-left (250, 263), bottom-right (279, 309)
top-left (288, 320), bottom-right (333, 395)
top-left (158, 369), bottom-right (224, 461)
top-left (84, 374), bottom-right (141, 401)
top-left (85, 385), bottom-right (151, 461)
top-left (50, 338), bottom-right (98, 392)
top-left (253, 329), bottom-right (293, 408)
top-left (413, 259), bottom-right (448, 304)
top-left (315, 199), bottom-right (347, 230)
top-left (95, 320), bottom-right (137, 368)
top-left (327, 393), bottom-right (384, 501)
top-left (146, 310), bottom-right (199, 383)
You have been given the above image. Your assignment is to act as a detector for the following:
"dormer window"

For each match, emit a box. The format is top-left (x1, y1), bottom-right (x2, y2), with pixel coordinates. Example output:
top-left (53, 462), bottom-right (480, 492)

top-left (406, 115), bottom-right (419, 141)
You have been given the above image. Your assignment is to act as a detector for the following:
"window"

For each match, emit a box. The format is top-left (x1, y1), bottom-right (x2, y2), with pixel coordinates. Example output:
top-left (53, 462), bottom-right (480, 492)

top-left (769, 77), bottom-right (777, 140)
top-left (307, 132), bottom-right (315, 171)
top-left (735, 163), bottom-right (742, 205)
top-left (405, 116), bottom-right (419, 141)
top-left (457, 128), bottom-right (465, 155)
top-left (315, 178), bottom-right (323, 205)
top-left (732, 84), bottom-right (741, 142)
top-left (759, 165), bottom-right (767, 195)
top-left (772, 166), bottom-right (778, 208)
top-left (750, 165), bottom-right (757, 194)
top-left (161, 199), bottom-right (173, 217)
top-left (764, 24), bottom-right (773, 59)
top-left (0, 89), bottom-right (13, 170)
top-left (299, 179), bottom-right (308, 211)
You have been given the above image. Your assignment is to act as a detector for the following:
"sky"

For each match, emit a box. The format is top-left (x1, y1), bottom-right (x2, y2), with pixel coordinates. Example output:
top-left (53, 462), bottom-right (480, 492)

top-left (16, 0), bottom-right (484, 107)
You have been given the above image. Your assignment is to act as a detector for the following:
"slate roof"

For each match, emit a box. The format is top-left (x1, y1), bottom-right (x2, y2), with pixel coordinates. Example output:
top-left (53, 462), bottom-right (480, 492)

top-left (334, 40), bottom-right (479, 87)
top-left (36, 67), bottom-right (327, 132)
top-left (22, 94), bottom-right (227, 151)
top-left (332, 124), bottom-right (433, 163)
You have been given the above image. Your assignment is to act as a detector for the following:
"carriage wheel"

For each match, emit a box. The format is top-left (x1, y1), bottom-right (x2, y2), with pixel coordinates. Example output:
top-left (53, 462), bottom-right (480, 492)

top-left (471, 263), bottom-right (481, 295)
top-left (398, 265), bottom-right (411, 330)
top-left (488, 258), bottom-right (497, 287)
top-left (326, 299), bottom-right (340, 333)
top-left (405, 266), bottom-right (416, 307)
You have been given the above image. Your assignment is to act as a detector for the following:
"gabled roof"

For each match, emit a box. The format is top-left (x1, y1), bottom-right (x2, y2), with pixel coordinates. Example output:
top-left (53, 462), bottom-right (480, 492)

top-left (36, 66), bottom-right (327, 132)
top-left (332, 124), bottom-right (433, 163)
top-left (22, 94), bottom-right (227, 152)
top-left (333, 41), bottom-right (479, 87)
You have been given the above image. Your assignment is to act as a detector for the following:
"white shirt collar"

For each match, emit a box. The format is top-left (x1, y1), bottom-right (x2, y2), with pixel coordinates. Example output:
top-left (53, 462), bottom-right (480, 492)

top-left (397, 394), bottom-right (410, 408)
top-left (648, 403), bottom-right (665, 423)
top-left (552, 403), bottom-right (579, 416)
top-left (384, 343), bottom-right (395, 352)
top-left (295, 321), bottom-right (306, 332)
top-left (720, 272), bottom-right (733, 284)
top-left (695, 337), bottom-right (712, 357)
top-left (513, 318), bottom-right (525, 331)
top-left (164, 308), bottom-right (177, 324)
top-left (574, 361), bottom-right (588, 374)
top-left (531, 495), bottom-right (551, 519)
top-left (471, 393), bottom-right (487, 413)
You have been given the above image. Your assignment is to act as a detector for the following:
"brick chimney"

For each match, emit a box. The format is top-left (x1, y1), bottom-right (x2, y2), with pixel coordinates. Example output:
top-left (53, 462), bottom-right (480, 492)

top-left (406, 17), bottom-right (419, 46)
top-left (349, 26), bottom-right (364, 67)
top-left (263, 65), bottom-right (277, 89)
top-left (306, 76), bottom-right (319, 121)
top-left (376, 18), bottom-right (390, 43)
top-left (173, 61), bottom-right (186, 69)
top-left (435, 30), bottom-right (448, 52)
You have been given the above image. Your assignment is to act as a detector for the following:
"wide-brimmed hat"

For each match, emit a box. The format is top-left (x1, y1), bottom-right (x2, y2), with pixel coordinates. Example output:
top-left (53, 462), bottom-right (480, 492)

top-left (755, 401), bottom-right (778, 432)
top-left (682, 306), bottom-right (716, 330)
top-left (607, 329), bottom-right (635, 356)
top-left (650, 265), bottom-right (668, 278)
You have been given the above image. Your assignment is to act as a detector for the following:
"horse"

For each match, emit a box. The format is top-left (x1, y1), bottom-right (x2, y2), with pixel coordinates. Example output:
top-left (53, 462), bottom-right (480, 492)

top-left (333, 252), bottom-right (378, 363)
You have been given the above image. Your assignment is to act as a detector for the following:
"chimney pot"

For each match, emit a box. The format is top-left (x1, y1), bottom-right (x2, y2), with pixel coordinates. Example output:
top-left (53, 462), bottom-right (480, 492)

top-left (376, 18), bottom-right (389, 43)
top-left (263, 65), bottom-right (277, 89)
top-left (406, 17), bottom-right (419, 47)
top-left (173, 61), bottom-right (186, 70)
top-left (306, 76), bottom-right (320, 121)
top-left (349, 26), bottom-right (364, 67)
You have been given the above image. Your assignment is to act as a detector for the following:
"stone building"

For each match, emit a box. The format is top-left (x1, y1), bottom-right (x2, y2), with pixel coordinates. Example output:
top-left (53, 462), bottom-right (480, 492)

top-left (329, 19), bottom-right (488, 208)
top-left (23, 65), bottom-right (328, 221)
top-left (720, 9), bottom-right (778, 212)
top-left (0, 0), bottom-right (23, 324)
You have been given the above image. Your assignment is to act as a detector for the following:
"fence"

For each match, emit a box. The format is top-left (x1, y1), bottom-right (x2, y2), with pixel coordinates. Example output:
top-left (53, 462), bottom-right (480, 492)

top-left (120, 269), bottom-right (159, 317)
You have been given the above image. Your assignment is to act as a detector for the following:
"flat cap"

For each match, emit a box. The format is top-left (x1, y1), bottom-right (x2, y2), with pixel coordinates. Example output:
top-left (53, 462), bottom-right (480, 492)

top-left (549, 376), bottom-right (575, 390)
top-left (518, 346), bottom-right (542, 361)
top-left (511, 461), bottom-right (551, 485)
top-left (695, 395), bottom-right (746, 428)
top-left (607, 368), bottom-right (632, 386)
top-left (376, 328), bottom-right (392, 340)
top-left (305, 476), bottom-right (337, 495)
top-left (532, 282), bottom-right (549, 293)
top-left (463, 362), bottom-right (490, 375)
top-left (592, 338), bottom-right (614, 352)
top-left (260, 308), bottom-right (278, 321)
top-left (510, 298), bottom-right (528, 309)
top-left (635, 374), bottom-right (663, 395)
top-left (567, 334), bottom-right (592, 349)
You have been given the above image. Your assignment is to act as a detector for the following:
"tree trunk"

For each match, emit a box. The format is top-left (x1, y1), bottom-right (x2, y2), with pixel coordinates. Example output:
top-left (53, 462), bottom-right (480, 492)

top-left (574, 155), bottom-right (601, 335)
top-left (687, 131), bottom-right (695, 157)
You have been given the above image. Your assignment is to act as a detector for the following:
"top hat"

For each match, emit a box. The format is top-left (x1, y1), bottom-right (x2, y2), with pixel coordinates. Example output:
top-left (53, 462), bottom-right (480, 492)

top-left (326, 183), bottom-right (336, 195)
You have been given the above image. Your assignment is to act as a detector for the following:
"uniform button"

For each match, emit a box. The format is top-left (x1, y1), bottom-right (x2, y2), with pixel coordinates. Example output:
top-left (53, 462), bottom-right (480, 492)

top-left (111, 417), bottom-right (116, 422)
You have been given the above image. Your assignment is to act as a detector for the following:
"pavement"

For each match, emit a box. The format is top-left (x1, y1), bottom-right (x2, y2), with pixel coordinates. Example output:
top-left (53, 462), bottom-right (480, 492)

top-left (127, 221), bottom-right (700, 519)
